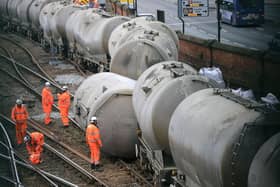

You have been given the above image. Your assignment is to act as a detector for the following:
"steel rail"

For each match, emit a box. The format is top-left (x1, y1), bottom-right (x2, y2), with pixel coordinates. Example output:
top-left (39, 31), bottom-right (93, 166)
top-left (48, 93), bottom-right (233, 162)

top-left (14, 158), bottom-right (79, 187)
top-left (0, 35), bottom-right (61, 89)
top-left (0, 53), bottom-right (74, 98)
top-left (0, 176), bottom-right (17, 186)
top-left (0, 152), bottom-right (58, 187)
top-left (0, 115), bottom-right (109, 187)
top-left (118, 159), bottom-right (153, 187)
top-left (0, 67), bottom-right (83, 130)
top-left (67, 59), bottom-right (87, 77)
top-left (27, 119), bottom-right (91, 163)
top-left (0, 152), bottom-right (86, 187)
top-left (0, 122), bottom-right (22, 187)
top-left (0, 53), bottom-right (35, 88)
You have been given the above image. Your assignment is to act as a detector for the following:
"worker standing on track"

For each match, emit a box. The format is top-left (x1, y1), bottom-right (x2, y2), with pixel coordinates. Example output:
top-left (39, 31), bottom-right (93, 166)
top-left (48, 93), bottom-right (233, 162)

top-left (86, 116), bottom-right (103, 171)
top-left (11, 99), bottom-right (29, 145)
top-left (24, 132), bottom-right (44, 164)
top-left (57, 85), bottom-right (71, 127)
top-left (42, 82), bottom-right (54, 125)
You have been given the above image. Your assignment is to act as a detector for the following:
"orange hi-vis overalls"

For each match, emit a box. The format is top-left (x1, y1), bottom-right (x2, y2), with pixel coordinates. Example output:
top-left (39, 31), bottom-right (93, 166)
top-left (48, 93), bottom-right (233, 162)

top-left (86, 124), bottom-right (102, 164)
top-left (11, 105), bottom-right (29, 144)
top-left (42, 87), bottom-right (54, 125)
top-left (57, 91), bottom-right (71, 126)
top-left (26, 132), bottom-right (44, 164)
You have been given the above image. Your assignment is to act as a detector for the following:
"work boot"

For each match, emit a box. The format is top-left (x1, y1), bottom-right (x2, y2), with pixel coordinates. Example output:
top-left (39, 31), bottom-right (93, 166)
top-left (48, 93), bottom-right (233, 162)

top-left (91, 163), bottom-right (95, 170)
top-left (95, 164), bottom-right (103, 172)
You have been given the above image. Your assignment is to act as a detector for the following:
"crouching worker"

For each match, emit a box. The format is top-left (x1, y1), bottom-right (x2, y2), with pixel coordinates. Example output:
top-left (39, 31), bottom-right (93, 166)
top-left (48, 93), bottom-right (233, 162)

top-left (86, 116), bottom-right (103, 171)
top-left (24, 132), bottom-right (44, 164)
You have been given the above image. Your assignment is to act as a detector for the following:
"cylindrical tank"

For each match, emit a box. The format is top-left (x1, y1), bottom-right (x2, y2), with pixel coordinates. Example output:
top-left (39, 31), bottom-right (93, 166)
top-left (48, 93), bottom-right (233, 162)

top-left (68, 9), bottom-right (129, 56)
top-left (7, 0), bottom-right (21, 22)
top-left (169, 88), bottom-right (280, 187)
top-left (65, 9), bottom-right (85, 50)
top-left (73, 72), bottom-right (138, 158)
top-left (51, 4), bottom-right (82, 45)
top-left (133, 61), bottom-right (213, 154)
top-left (109, 17), bottom-right (179, 56)
top-left (0, 0), bottom-right (10, 18)
top-left (39, 1), bottom-right (65, 43)
top-left (29, 0), bottom-right (62, 30)
top-left (17, 0), bottom-right (35, 28)
top-left (109, 17), bottom-right (179, 79)
top-left (248, 133), bottom-right (280, 187)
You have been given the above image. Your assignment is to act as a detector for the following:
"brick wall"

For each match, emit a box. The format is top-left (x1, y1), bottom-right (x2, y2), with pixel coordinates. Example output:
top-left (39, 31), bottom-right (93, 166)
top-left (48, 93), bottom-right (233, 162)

top-left (178, 33), bottom-right (280, 97)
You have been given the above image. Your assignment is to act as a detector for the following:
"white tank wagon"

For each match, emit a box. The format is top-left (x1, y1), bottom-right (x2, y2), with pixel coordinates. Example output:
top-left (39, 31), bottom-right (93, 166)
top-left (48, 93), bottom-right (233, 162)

top-left (169, 88), bottom-right (280, 187)
top-left (0, 0), bottom-right (10, 20)
top-left (39, 1), bottom-right (66, 44)
top-left (29, 0), bottom-right (63, 32)
top-left (109, 17), bottom-right (179, 79)
top-left (66, 8), bottom-right (130, 66)
top-left (73, 72), bottom-right (138, 159)
top-left (50, 4), bottom-right (83, 48)
top-left (7, 0), bottom-right (22, 24)
top-left (16, 0), bottom-right (35, 29)
top-left (248, 132), bottom-right (280, 187)
top-left (133, 61), bottom-right (216, 154)
top-left (65, 8), bottom-right (95, 54)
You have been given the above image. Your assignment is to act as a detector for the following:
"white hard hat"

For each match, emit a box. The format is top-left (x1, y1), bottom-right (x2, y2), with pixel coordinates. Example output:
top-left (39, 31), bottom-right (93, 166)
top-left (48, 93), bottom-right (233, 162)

top-left (62, 85), bottom-right (68, 91)
top-left (16, 99), bottom-right (23, 105)
top-left (45, 82), bottom-right (51, 87)
top-left (24, 135), bottom-right (31, 143)
top-left (90, 116), bottom-right (97, 123)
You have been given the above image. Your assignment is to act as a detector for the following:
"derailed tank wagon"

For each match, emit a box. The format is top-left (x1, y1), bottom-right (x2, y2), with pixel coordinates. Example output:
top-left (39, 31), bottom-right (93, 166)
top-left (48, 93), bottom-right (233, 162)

top-left (132, 61), bottom-right (215, 184)
top-left (73, 72), bottom-right (138, 159)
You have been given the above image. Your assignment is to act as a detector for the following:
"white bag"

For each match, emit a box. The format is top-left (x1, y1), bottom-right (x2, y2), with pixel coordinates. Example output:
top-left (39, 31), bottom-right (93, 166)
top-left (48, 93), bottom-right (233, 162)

top-left (199, 67), bottom-right (225, 88)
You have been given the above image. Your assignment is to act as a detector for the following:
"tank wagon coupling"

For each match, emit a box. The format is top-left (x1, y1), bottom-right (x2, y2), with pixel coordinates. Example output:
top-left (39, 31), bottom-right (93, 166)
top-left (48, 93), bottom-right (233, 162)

top-left (109, 17), bottom-right (179, 79)
top-left (133, 61), bottom-right (218, 186)
top-left (169, 88), bottom-right (280, 187)
top-left (73, 72), bottom-right (138, 159)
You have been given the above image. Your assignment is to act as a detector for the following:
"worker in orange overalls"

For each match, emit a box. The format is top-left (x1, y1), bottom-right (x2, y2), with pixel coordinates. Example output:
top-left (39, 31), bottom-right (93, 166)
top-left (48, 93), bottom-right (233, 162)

top-left (11, 99), bottom-right (29, 145)
top-left (57, 85), bottom-right (71, 127)
top-left (24, 132), bottom-right (44, 164)
top-left (86, 116), bottom-right (103, 171)
top-left (41, 82), bottom-right (54, 125)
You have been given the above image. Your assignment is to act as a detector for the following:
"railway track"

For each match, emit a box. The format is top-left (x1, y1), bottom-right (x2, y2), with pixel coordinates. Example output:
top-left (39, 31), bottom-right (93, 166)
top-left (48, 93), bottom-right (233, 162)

top-left (0, 34), bottom-right (77, 97)
top-left (0, 33), bottom-right (153, 186)
top-left (1, 116), bottom-right (103, 187)
top-left (0, 121), bottom-right (22, 186)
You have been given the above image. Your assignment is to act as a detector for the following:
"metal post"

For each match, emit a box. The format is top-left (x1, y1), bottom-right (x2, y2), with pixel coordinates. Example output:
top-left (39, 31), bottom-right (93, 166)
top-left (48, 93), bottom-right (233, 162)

top-left (135, 0), bottom-right (138, 16)
top-left (178, 0), bottom-right (185, 34)
top-left (179, 17), bottom-right (185, 34)
top-left (216, 0), bottom-right (221, 42)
